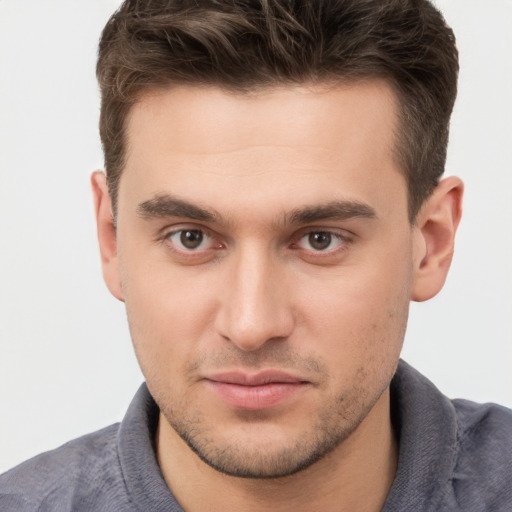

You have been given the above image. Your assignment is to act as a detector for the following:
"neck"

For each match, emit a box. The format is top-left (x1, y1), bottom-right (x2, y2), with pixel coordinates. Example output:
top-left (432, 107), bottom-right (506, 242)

top-left (156, 389), bottom-right (397, 512)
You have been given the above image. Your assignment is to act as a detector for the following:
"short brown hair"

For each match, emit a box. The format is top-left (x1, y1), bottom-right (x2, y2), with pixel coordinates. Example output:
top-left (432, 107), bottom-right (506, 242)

top-left (97, 0), bottom-right (458, 221)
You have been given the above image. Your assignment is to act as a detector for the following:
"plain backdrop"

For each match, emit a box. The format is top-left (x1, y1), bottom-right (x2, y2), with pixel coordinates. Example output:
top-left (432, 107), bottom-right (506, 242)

top-left (0, 0), bottom-right (511, 473)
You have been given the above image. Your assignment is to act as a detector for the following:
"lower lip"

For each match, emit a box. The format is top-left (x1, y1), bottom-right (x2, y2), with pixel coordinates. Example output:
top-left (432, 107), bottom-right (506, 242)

top-left (206, 381), bottom-right (307, 410)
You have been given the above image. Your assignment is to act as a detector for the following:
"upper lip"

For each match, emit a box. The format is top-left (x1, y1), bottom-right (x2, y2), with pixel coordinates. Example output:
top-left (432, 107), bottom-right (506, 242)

top-left (204, 370), bottom-right (307, 386)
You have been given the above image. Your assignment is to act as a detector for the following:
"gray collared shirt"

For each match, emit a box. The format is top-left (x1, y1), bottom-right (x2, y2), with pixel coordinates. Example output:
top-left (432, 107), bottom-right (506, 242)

top-left (1, 360), bottom-right (511, 511)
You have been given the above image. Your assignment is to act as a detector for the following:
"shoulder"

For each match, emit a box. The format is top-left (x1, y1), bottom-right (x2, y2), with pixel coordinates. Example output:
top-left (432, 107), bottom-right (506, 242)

top-left (388, 361), bottom-right (512, 511)
top-left (454, 398), bottom-right (512, 447)
top-left (450, 399), bottom-right (512, 510)
top-left (0, 423), bottom-right (133, 512)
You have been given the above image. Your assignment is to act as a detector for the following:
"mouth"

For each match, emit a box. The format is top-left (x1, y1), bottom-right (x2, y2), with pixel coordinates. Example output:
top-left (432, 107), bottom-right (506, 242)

top-left (203, 370), bottom-right (310, 410)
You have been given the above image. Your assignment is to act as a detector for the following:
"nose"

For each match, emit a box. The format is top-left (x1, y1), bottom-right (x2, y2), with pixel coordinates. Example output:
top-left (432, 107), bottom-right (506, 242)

top-left (214, 244), bottom-right (295, 351)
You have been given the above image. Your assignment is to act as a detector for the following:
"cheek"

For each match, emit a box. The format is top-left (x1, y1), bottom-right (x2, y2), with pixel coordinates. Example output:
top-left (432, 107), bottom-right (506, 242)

top-left (299, 250), bottom-right (412, 367)
top-left (302, 280), bottom-right (409, 412)
top-left (118, 248), bottom-right (222, 372)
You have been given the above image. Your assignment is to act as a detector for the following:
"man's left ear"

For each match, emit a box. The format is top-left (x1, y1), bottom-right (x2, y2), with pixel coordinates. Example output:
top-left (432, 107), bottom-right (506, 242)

top-left (411, 176), bottom-right (464, 302)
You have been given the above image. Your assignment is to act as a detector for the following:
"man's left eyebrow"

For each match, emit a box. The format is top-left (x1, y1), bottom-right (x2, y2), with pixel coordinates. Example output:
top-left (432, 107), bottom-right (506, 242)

top-left (287, 200), bottom-right (377, 224)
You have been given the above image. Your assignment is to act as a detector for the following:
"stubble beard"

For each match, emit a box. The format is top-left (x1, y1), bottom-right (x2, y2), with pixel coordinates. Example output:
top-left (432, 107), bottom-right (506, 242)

top-left (158, 377), bottom-right (389, 480)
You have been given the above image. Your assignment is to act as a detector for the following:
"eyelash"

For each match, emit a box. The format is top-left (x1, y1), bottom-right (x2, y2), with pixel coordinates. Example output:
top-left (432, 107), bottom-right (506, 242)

top-left (158, 227), bottom-right (223, 262)
top-left (292, 231), bottom-right (350, 253)
top-left (159, 226), bottom-right (353, 261)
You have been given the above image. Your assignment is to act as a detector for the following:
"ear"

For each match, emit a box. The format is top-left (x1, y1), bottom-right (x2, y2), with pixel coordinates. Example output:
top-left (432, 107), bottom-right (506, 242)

top-left (91, 171), bottom-right (124, 302)
top-left (411, 176), bottom-right (464, 302)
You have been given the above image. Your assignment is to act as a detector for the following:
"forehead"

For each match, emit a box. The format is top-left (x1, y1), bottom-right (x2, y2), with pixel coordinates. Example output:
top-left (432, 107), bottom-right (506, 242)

top-left (120, 81), bottom-right (406, 223)
top-left (126, 80), bottom-right (398, 154)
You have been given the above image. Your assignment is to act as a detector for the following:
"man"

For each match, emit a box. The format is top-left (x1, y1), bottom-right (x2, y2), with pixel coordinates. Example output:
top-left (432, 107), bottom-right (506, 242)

top-left (1, 0), bottom-right (511, 510)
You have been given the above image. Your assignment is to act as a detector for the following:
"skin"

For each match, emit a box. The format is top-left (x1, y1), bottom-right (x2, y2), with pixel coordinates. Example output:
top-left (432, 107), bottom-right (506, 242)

top-left (92, 80), bottom-right (463, 511)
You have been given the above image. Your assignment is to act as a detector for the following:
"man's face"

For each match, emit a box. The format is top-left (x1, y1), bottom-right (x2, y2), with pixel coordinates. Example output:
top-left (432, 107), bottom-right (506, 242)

top-left (115, 81), bottom-right (415, 478)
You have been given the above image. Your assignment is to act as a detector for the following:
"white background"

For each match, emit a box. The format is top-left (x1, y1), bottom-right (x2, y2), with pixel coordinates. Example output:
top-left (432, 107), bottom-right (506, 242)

top-left (0, 1), bottom-right (511, 473)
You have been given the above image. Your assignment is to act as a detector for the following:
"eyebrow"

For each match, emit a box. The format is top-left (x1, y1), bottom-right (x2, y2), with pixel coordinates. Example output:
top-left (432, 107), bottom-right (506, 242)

top-left (287, 200), bottom-right (377, 224)
top-left (137, 194), bottom-right (219, 223)
top-left (137, 194), bottom-right (377, 226)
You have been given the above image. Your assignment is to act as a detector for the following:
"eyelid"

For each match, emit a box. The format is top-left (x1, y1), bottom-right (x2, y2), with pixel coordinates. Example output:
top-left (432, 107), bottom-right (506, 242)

top-left (158, 224), bottom-right (224, 253)
top-left (156, 223), bottom-right (354, 262)
top-left (289, 227), bottom-right (354, 260)
top-left (157, 222), bottom-right (212, 240)
top-left (292, 227), bottom-right (354, 244)
top-left (168, 229), bottom-right (212, 251)
top-left (296, 232), bottom-right (344, 250)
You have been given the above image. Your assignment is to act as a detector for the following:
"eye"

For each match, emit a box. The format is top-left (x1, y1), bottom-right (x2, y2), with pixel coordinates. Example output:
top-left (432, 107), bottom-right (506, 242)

top-left (167, 229), bottom-right (215, 251)
top-left (296, 231), bottom-right (346, 252)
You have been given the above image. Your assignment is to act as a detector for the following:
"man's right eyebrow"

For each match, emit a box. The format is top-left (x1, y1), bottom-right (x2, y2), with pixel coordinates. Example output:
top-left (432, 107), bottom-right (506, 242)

top-left (137, 195), bottom-right (219, 222)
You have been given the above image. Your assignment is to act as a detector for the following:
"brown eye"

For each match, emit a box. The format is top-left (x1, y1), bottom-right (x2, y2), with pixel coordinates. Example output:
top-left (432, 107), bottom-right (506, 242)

top-left (307, 232), bottom-right (332, 250)
top-left (179, 230), bottom-right (204, 249)
top-left (167, 229), bottom-right (210, 251)
top-left (165, 228), bottom-right (224, 261)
